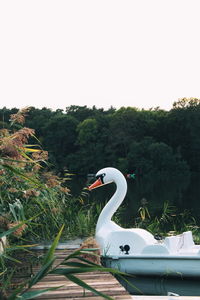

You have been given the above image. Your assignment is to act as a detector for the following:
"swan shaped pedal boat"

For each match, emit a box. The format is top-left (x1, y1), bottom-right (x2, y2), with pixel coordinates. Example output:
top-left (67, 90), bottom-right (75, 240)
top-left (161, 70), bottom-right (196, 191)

top-left (88, 167), bottom-right (200, 279)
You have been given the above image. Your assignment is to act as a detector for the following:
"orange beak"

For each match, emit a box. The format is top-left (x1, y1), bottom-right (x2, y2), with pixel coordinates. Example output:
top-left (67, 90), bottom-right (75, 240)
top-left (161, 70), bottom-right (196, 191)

top-left (88, 178), bottom-right (103, 191)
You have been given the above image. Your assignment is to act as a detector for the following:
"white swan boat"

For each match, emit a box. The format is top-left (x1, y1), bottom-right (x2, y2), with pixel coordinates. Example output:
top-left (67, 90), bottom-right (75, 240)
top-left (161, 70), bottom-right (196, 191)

top-left (88, 167), bottom-right (200, 294)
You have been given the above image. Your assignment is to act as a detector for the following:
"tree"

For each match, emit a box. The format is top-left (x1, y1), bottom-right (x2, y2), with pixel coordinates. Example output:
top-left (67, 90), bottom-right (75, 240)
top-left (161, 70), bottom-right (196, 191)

top-left (42, 115), bottom-right (78, 172)
top-left (173, 97), bottom-right (200, 109)
top-left (166, 98), bottom-right (200, 172)
top-left (126, 138), bottom-right (190, 218)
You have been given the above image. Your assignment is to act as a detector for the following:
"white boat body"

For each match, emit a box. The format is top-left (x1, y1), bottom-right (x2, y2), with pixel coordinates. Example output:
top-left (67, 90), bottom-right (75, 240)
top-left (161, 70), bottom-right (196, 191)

top-left (101, 230), bottom-right (200, 277)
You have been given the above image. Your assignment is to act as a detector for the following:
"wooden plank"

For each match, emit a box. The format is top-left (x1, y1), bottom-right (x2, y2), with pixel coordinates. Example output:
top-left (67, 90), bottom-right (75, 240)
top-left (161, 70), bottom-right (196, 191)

top-left (11, 247), bottom-right (132, 299)
top-left (14, 273), bottom-right (111, 282)
top-left (29, 280), bottom-right (121, 289)
top-left (31, 288), bottom-right (129, 299)
top-left (29, 273), bottom-right (130, 298)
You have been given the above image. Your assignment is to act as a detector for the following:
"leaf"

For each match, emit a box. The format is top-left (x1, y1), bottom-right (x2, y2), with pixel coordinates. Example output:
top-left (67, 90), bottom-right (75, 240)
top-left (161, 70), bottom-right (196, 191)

top-left (0, 254), bottom-right (21, 264)
top-left (1, 157), bottom-right (37, 164)
top-left (7, 281), bottom-right (28, 300)
top-left (28, 257), bottom-right (55, 288)
top-left (22, 148), bottom-right (42, 153)
top-left (61, 248), bottom-right (100, 266)
top-left (52, 266), bottom-right (127, 276)
top-left (0, 270), bottom-right (6, 277)
top-left (7, 244), bottom-right (38, 250)
top-left (19, 287), bottom-right (63, 300)
top-left (80, 247), bottom-right (99, 251)
top-left (60, 248), bottom-right (83, 261)
top-left (7, 287), bottom-right (62, 300)
top-left (2, 164), bottom-right (43, 187)
top-left (19, 150), bottom-right (43, 168)
top-left (65, 274), bottom-right (114, 300)
top-left (63, 261), bottom-right (94, 268)
top-left (28, 225), bottom-right (65, 288)
top-left (0, 221), bottom-right (27, 239)
top-left (43, 224), bottom-right (64, 265)
top-left (72, 255), bottom-right (100, 266)
top-left (24, 144), bottom-right (42, 148)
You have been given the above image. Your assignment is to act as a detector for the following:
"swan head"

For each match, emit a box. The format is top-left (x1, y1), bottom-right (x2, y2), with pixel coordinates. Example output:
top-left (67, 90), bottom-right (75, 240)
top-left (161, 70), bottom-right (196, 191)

top-left (88, 167), bottom-right (125, 190)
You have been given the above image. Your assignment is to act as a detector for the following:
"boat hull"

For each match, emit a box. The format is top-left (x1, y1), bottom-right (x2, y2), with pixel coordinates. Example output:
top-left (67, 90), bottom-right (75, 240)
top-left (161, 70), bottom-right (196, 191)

top-left (102, 255), bottom-right (200, 295)
top-left (102, 254), bottom-right (200, 277)
top-left (114, 274), bottom-right (200, 296)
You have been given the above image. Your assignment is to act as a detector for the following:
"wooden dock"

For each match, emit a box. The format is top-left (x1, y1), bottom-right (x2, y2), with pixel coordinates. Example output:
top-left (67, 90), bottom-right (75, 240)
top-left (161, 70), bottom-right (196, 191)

top-left (11, 247), bottom-right (200, 299)
top-left (21, 248), bottom-right (132, 299)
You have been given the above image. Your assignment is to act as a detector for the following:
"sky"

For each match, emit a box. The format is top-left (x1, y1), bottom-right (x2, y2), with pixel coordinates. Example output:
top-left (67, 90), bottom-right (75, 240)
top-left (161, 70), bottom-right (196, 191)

top-left (1, 0), bottom-right (200, 112)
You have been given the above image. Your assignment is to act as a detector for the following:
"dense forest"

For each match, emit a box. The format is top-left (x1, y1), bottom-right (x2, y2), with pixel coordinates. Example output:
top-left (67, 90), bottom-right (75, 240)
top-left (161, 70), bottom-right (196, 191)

top-left (1, 98), bottom-right (200, 223)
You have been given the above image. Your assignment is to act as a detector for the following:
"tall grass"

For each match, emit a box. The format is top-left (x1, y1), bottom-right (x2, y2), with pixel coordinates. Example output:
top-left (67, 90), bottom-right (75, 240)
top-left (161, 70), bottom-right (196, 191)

top-left (133, 201), bottom-right (200, 242)
top-left (0, 108), bottom-right (91, 242)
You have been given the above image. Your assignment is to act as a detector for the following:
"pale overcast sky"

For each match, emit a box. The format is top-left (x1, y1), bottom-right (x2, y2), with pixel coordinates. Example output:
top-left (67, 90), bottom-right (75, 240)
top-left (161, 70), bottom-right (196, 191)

top-left (0, 0), bottom-right (200, 111)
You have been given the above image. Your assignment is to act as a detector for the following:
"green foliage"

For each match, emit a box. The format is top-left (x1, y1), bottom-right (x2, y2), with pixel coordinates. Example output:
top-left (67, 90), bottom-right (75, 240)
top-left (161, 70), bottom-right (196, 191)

top-left (1, 100), bottom-right (200, 225)
top-left (77, 118), bottom-right (98, 145)
top-left (173, 97), bottom-right (200, 109)
top-left (0, 109), bottom-right (97, 244)
top-left (42, 114), bottom-right (78, 171)
top-left (134, 201), bottom-right (199, 239)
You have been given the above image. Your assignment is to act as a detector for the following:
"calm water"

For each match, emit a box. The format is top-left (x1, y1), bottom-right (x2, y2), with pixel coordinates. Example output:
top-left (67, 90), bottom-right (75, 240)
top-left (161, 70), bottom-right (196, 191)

top-left (68, 174), bottom-right (200, 226)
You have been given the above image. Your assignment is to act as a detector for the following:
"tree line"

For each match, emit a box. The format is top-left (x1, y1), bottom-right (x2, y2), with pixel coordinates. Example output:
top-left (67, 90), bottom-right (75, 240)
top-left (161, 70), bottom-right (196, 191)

top-left (1, 98), bottom-right (200, 220)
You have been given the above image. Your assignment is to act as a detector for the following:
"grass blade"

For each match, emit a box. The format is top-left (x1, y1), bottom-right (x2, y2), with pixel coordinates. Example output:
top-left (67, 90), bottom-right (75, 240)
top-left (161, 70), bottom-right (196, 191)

top-left (28, 257), bottom-right (55, 288)
top-left (65, 274), bottom-right (114, 300)
top-left (27, 225), bottom-right (65, 287)
top-left (52, 266), bottom-right (128, 276)
top-left (8, 287), bottom-right (62, 300)
top-left (19, 287), bottom-right (63, 300)
top-left (43, 224), bottom-right (64, 265)
top-left (0, 221), bottom-right (27, 239)
top-left (63, 261), bottom-right (95, 268)
top-left (2, 164), bottom-right (43, 187)
top-left (0, 254), bottom-right (21, 264)
top-left (72, 254), bottom-right (101, 266)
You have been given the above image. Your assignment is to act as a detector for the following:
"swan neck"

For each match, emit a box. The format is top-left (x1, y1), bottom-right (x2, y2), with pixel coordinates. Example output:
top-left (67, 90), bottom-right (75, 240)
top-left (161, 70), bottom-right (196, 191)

top-left (96, 176), bottom-right (127, 232)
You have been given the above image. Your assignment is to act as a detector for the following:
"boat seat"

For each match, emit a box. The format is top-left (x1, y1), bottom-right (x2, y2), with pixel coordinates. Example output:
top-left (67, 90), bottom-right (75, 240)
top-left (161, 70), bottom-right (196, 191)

top-left (164, 235), bottom-right (182, 253)
top-left (164, 231), bottom-right (195, 253)
top-left (181, 231), bottom-right (195, 249)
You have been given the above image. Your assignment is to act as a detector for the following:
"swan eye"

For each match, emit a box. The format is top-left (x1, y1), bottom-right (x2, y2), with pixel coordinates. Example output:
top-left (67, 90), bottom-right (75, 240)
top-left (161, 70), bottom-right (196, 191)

top-left (96, 173), bottom-right (106, 184)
